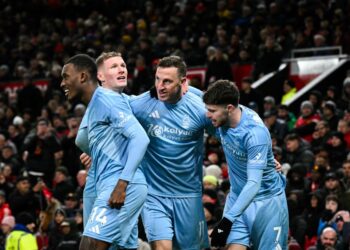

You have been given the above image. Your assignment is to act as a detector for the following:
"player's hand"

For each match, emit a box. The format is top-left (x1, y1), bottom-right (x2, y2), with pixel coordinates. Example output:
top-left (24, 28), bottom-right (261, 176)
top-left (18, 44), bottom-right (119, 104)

top-left (109, 179), bottom-right (128, 209)
top-left (274, 159), bottom-right (282, 173)
top-left (150, 86), bottom-right (158, 99)
top-left (210, 217), bottom-right (232, 247)
top-left (80, 153), bottom-right (92, 170)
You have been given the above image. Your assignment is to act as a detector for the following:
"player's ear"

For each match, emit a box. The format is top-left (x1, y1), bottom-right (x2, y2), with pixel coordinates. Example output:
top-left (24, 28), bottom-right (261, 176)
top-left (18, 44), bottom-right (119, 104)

top-left (226, 104), bottom-right (235, 112)
top-left (80, 72), bottom-right (88, 84)
top-left (180, 77), bottom-right (187, 85)
top-left (97, 70), bottom-right (104, 83)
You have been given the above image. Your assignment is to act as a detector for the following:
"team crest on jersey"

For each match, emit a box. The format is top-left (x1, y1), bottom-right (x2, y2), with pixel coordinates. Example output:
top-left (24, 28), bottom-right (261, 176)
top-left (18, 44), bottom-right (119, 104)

top-left (182, 114), bottom-right (191, 129)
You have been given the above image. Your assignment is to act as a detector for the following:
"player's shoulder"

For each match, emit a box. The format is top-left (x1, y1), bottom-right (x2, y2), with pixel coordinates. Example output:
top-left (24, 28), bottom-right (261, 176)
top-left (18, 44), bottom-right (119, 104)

top-left (129, 91), bottom-right (154, 106)
top-left (93, 87), bottom-right (127, 108)
top-left (241, 110), bottom-right (270, 145)
top-left (188, 86), bottom-right (203, 98)
top-left (183, 91), bottom-right (205, 107)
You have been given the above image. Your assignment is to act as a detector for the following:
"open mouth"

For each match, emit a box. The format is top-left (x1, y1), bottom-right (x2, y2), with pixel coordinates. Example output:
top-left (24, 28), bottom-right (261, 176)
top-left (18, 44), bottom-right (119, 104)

top-left (64, 88), bottom-right (69, 96)
top-left (117, 76), bottom-right (126, 80)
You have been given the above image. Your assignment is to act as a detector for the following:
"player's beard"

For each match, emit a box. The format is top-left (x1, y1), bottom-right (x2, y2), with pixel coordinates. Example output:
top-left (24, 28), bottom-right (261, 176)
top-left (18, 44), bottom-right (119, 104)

top-left (167, 84), bottom-right (183, 103)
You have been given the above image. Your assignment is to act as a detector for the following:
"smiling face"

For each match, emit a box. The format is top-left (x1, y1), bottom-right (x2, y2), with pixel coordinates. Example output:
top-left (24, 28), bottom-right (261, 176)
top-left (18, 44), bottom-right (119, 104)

top-left (97, 56), bottom-right (127, 92)
top-left (205, 104), bottom-right (230, 128)
top-left (155, 66), bottom-right (185, 103)
top-left (61, 63), bottom-right (84, 100)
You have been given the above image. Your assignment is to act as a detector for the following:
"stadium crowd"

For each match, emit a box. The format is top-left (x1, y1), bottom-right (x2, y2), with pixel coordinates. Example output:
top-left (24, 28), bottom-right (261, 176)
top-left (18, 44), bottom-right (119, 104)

top-left (0, 0), bottom-right (350, 249)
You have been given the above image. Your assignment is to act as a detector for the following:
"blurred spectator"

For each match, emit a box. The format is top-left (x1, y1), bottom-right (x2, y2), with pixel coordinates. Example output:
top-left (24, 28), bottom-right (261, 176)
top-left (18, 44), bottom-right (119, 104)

top-left (288, 197), bottom-right (307, 248)
top-left (0, 168), bottom-right (14, 199)
top-left (16, 73), bottom-right (44, 118)
top-left (7, 124), bottom-right (25, 156)
top-left (263, 108), bottom-right (289, 146)
top-left (277, 104), bottom-right (297, 131)
top-left (1, 145), bottom-right (21, 176)
top-left (286, 163), bottom-right (309, 194)
top-left (303, 192), bottom-right (324, 247)
top-left (204, 165), bottom-right (222, 182)
top-left (0, 190), bottom-right (11, 223)
top-left (325, 85), bottom-right (338, 104)
top-left (317, 194), bottom-right (339, 237)
top-left (338, 77), bottom-right (350, 111)
top-left (322, 101), bottom-right (339, 131)
top-left (294, 101), bottom-right (321, 142)
top-left (48, 208), bottom-right (66, 250)
top-left (0, 216), bottom-right (15, 250)
top-left (60, 116), bottom-right (82, 180)
top-left (239, 77), bottom-right (263, 114)
top-left (307, 164), bottom-right (326, 193)
top-left (311, 121), bottom-right (331, 152)
top-left (308, 90), bottom-right (323, 115)
top-left (308, 226), bottom-right (339, 250)
top-left (205, 47), bottom-right (233, 88)
top-left (62, 192), bottom-right (79, 218)
top-left (6, 212), bottom-right (38, 250)
top-left (263, 96), bottom-right (276, 113)
top-left (324, 132), bottom-right (347, 171)
top-left (75, 170), bottom-right (86, 202)
top-left (281, 79), bottom-right (297, 105)
top-left (203, 202), bottom-right (218, 233)
top-left (52, 167), bottom-right (75, 204)
top-left (341, 160), bottom-right (350, 190)
top-left (55, 219), bottom-right (80, 250)
top-left (22, 118), bottom-right (62, 186)
top-left (320, 172), bottom-right (346, 203)
top-left (283, 133), bottom-right (314, 171)
top-left (337, 119), bottom-right (350, 149)
top-left (130, 55), bottom-right (153, 95)
top-left (8, 176), bottom-right (40, 218)
top-left (254, 35), bottom-right (283, 79)
top-left (332, 210), bottom-right (350, 249)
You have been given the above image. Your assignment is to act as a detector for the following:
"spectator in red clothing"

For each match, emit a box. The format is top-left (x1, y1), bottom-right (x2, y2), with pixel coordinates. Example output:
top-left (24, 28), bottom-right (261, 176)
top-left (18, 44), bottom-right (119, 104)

top-left (337, 119), bottom-right (350, 150)
top-left (294, 100), bottom-right (321, 142)
top-left (0, 190), bottom-right (11, 223)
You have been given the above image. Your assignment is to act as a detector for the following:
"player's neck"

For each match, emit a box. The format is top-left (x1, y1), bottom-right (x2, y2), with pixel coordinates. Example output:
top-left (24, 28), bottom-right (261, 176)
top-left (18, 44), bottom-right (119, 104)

top-left (82, 82), bottom-right (98, 104)
top-left (228, 106), bottom-right (242, 128)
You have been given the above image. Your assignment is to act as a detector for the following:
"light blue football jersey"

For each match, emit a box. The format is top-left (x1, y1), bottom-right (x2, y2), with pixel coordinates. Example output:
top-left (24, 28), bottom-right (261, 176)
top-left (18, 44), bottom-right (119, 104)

top-left (129, 91), bottom-right (212, 197)
top-left (76, 87), bottom-right (149, 192)
top-left (217, 105), bottom-right (286, 221)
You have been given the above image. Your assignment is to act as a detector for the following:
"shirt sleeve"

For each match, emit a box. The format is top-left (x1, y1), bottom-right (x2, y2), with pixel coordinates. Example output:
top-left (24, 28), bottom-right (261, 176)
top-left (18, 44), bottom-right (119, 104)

top-left (224, 140), bottom-right (268, 223)
top-left (109, 102), bottom-right (150, 181)
top-left (224, 167), bottom-right (263, 223)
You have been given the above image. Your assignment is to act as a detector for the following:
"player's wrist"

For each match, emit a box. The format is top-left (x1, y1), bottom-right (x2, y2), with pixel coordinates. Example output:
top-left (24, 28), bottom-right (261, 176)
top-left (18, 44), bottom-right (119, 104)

top-left (219, 217), bottom-right (233, 231)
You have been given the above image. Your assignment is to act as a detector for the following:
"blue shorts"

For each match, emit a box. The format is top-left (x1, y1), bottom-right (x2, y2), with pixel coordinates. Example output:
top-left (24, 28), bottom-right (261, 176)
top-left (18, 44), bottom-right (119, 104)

top-left (142, 194), bottom-right (209, 250)
top-left (83, 183), bottom-right (147, 248)
top-left (225, 192), bottom-right (289, 249)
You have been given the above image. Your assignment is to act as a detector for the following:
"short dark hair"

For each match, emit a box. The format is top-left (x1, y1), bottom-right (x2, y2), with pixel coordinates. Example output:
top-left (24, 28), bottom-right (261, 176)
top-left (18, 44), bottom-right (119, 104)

top-left (65, 54), bottom-right (98, 82)
top-left (157, 56), bottom-right (187, 78)
top-left (203, 80), bottom-right (239, 107)
top-left (285, 133), bottom-right (300, 141)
